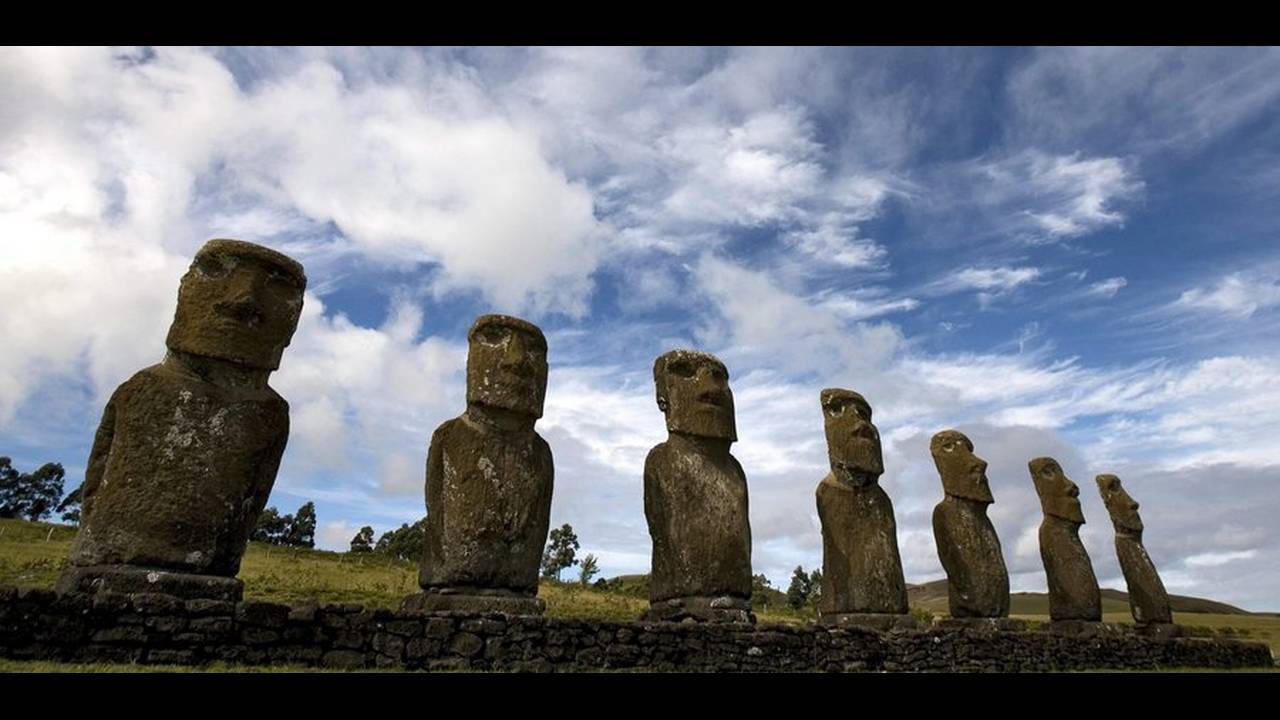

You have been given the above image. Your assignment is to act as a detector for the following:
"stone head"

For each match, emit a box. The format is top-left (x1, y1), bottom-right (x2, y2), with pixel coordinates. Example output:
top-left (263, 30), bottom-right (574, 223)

top-left (931, 429), bottom-right (993, 503)
top-left (1096, 474), bottom-right (1143, 534)
top-left (653, 349), bottom-right (736, 441)
top-left (821, 388), bottom-right (882, 486)
top-left (466, 314), bottom-right (548, 419)
top-left (1029, 457), bottom-right (1085, 524)
top-left (166, 239), bottom-right (307, 370)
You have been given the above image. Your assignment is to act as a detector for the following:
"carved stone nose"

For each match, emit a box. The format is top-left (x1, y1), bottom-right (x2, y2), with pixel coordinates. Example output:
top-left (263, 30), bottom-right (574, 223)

top-left (500, 337), bottom-right (527, 368)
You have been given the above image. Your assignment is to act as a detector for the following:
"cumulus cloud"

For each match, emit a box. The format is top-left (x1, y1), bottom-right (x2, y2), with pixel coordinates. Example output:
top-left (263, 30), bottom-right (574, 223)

top-left (0, 45), bottom-right (606, 434)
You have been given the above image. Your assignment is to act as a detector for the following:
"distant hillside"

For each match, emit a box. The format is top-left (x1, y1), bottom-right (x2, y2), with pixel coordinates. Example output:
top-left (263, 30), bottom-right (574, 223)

top-left (907, 578), bottom-right (1252, 616)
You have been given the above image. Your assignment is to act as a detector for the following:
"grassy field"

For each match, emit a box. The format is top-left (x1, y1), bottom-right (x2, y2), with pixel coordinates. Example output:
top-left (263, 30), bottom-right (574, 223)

top-left (0, 517), bottom-right (811, 624)
top-left (2, 517), bottom-right (1276, 672)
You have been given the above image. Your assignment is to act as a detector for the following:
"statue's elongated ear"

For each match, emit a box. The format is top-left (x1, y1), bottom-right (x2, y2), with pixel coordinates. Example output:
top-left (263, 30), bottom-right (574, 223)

top-left (657, 397), bottom-right (669, 412)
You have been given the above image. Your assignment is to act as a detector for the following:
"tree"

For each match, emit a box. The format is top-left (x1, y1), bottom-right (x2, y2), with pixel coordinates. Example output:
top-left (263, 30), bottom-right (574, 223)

top-left (0, 458), bottom-right (66, 522)
top-left (577, 553), bottom-right (599, 585)
top-left (374, 518), bottom-right (426, 561)
top-left (540, 523), bottom-right (579, 581)
top-left (57, 485), bottom-right (83, 525)
top-left (786, 565), bottom-right (815, 610)
top-left (286, 501), bottom-right (316, 548)
top-left (809, 568), bottom-right (823, 607)
top-left (751, 573), bottom-right (774, 610)
top-left (251, 506), bottom-right (292, 544)
top-left (350, 525), bottom-right (375, 553)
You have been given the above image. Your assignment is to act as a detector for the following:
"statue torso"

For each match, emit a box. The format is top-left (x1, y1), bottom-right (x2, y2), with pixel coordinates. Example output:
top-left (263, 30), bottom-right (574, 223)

top-left (644, 441), bottom-right (752, 602)
top-left (420, 415), bottom-right (554, 593)
top-left (72, 364), bottom-right (288, 575)
top-left (1039, 516), bottom-right (1102, 621)
top-left (817, 473), bottom-right (907, 614)
top-left (933, 496), bottom-right (1010, 617)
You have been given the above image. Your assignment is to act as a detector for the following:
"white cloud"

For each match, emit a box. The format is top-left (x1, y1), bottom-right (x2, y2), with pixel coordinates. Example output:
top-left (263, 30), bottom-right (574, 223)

top-left (815, 292), bottom-right (920, 322)
top-left (1175, 271), bottom-right (1280, 317)
top-left (1085, 276), bottom-right (1127, 298)
top-left (1007, 47), bottom-right (1280, 154)
top-left (317, 520), bottom-right (360, 551)
top-left (943, 266), bottom-right (1042, 291)
top-left (975, 150), bottom-right (1142, 242)
top-left (1184, 550), bottom-right (1258, 567)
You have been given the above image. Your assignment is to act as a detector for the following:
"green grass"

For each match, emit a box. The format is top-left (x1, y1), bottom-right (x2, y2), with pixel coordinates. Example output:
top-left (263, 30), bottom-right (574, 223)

top-left (0, 517), bottom-right (823, 624)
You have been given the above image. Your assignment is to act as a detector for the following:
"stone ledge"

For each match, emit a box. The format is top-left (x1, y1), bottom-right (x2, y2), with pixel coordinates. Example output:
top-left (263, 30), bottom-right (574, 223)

top-left (0, 585), bottom-right (1271, 672)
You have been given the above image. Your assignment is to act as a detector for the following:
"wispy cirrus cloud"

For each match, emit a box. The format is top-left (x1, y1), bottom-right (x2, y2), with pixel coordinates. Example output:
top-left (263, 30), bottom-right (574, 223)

top-left (1085, 276), bottom-right (1127, 299)
top-left (1174, 270), bottom-right (1280, 318)
top-left (974, 150), bottom-right (1143, 242)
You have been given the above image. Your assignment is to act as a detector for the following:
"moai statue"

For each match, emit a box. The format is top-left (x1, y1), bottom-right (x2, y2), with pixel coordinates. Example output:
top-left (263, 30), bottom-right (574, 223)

top-left (643, 350), bottom-right (753, 623)
top-left (1030, 457), bottom-right (1102, 627)
top-left (931, 430), bottom-right (1019, 630)
top-left (404, 315), bottom-right (553, 615)
top-left (58, 239), bottom-right (306, 601)
top-left (816, 389), bottom-right (915, 630)
top-left (1096, 474), bottom-right (1175, 633)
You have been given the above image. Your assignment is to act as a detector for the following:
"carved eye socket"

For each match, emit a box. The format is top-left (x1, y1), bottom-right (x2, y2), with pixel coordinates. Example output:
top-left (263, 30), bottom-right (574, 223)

top-left (265, 266), bottom-right (298, 289)
top-left (194, 254), bottom-right (229, 279)
top-left (942, 442), bottom-right (955, 453)
top-left (668, 361), bottom-right (694, 378)
top-left (476, 326), bottom-right (507, 345)
top-left (825, 401), bottom-right (844, 417)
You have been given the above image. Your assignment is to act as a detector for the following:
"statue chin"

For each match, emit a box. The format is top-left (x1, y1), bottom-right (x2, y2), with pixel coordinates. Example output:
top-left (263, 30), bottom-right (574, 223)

top-left (833, 464), bottom-right (879, 487)
top-left (666, 409), bottom-right (736, 441)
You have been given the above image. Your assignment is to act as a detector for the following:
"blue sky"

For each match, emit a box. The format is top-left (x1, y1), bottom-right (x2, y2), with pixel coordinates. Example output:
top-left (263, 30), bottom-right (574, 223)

top-left (2, 47), bottom-right (1278, 610)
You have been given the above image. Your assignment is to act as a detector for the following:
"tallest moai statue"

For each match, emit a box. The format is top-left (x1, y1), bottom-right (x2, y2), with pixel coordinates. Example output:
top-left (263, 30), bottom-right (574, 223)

top-left (58, 239), bottom-right (306, 601)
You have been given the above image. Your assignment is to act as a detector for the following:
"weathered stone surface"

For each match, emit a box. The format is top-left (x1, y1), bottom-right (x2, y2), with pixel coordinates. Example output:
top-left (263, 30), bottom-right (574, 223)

top-left (816, 389), bottom-right (909, 621)
top-left (414, 315), bottom-right (552, 615)
top-left (1097, 474), bottom-right (1173, 626)
top-left (5, 586), bottom-right (1267, 672)
top-left (643, 596), bottom-right (754, 624)
top-left (401, 592), bottom-right (545, 616)
top-left (644, 350), bottom-right (752, 622)
top-left (819, 613), bottom-right (918, 631)
top-left (1030, 458), bottom-right (1101, 622)
top-left (936, 617), bottom-right (1027, 633)
top-left (56, 566), bottom-right (243, 602)
top-left (61, 239), bottom-right (306, 599)
top-left (930, 430), bottom-right (1010, 618)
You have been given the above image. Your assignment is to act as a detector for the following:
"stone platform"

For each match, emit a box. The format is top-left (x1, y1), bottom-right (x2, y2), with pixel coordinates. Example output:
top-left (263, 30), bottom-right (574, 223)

top-left (0, 585), bottom-right (1272, 672)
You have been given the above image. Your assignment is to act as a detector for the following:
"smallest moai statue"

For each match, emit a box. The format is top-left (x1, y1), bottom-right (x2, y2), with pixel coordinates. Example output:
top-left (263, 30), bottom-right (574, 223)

top-left (931, 430), bottom-right (1021, 631)
top-left (1030, 457), bottom-right (1102, 631)
top-left (1096, 474), bottom-right (1177, 636)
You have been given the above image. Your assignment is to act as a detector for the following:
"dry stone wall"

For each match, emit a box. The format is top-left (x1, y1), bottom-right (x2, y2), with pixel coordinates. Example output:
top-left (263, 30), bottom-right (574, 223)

top-left (1, 586), bottom-right (1271, 672)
